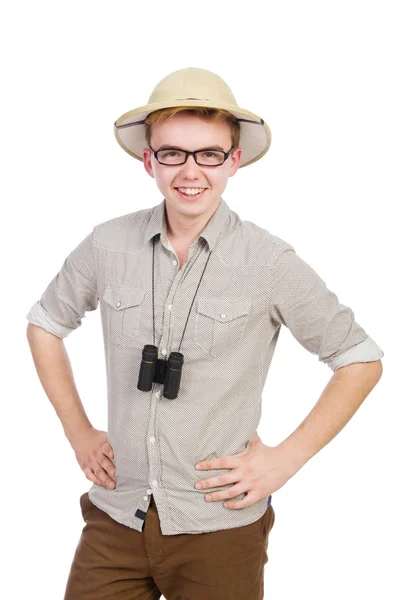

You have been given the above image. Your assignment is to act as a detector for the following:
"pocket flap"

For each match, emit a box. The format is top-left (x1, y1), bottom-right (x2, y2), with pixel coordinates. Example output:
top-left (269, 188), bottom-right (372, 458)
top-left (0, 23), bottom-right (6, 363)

top-left (197, 297), bottom-right (252, 323)
top-left (103, 285), bottom-right (145, 310)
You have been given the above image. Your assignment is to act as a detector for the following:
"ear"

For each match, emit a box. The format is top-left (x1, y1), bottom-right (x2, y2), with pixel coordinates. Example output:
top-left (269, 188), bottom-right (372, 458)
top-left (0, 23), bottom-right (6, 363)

top-left (142, 148), bottom-right (155, 178)
top-left (229, 147), bottom-right (243, 176)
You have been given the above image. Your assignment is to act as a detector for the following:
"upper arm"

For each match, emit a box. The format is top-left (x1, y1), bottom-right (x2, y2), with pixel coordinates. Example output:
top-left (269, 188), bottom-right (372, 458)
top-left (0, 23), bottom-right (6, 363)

top-left (269, 245), bottom-right (384, 372)
top-left (25, 229), bottom-right (99, 339)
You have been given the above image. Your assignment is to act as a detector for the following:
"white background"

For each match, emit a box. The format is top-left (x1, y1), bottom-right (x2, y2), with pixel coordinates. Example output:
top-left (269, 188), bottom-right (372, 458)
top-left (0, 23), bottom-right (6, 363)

top-left (2, 1), bottom-right (395, 598)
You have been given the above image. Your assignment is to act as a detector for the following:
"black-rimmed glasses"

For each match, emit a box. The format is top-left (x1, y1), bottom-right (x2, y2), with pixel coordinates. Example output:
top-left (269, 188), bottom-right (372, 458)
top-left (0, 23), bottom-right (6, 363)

top-left (149, 145), bottom-right (235, 166)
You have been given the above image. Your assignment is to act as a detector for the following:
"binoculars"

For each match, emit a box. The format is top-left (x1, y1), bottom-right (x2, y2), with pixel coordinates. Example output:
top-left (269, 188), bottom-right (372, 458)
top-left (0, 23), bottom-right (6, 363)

top-left (137, 344), bottom-right (184, 400)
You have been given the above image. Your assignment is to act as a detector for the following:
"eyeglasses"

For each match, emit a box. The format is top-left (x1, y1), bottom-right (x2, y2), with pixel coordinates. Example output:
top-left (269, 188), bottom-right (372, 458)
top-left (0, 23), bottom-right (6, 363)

top-left (149, 145), bottom-right (235, 167)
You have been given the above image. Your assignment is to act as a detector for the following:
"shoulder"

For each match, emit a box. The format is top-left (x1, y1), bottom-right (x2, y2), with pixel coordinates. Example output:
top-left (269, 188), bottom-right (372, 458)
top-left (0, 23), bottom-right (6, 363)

top-left (222, 207), bottom-right (296, 266)
top-left (91, 205), bottom-right (153, 253)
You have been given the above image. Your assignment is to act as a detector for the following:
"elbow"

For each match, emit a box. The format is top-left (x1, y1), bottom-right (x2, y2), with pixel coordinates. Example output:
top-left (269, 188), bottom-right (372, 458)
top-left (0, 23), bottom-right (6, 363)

top-left (366, 358), bottom-right (383, 379)
top-left (365, 359), bottom-right (383, 391)
top-left (374, 358), bottom-right (383, 380)
top-left (26, 322), bottom-right (38, 339)
top-left (336, 359), bottom-right (383, 385)
top-left (26, 322), bottom-right (44, 336)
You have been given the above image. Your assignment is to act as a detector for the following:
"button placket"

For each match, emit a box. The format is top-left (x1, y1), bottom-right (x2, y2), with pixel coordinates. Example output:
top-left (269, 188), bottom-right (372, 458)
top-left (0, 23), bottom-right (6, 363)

top-left (146, 266), bottom-right (184, 513)
top-left (163, 240), bottom-right (203, 354)
top-left (160, 263), bottom-right (185, 356)
top-left (145, 240), bottom-right (206, 530)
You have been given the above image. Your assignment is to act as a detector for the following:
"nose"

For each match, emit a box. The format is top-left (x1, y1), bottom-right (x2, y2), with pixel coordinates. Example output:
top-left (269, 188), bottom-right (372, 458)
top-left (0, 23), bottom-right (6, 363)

top-left (180, 153), bottom-right (203, 178)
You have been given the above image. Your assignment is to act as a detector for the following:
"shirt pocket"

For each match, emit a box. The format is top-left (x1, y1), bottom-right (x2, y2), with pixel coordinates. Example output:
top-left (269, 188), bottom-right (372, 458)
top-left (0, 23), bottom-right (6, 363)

top-left (194, 296), bottom-right (252, 358)
top-left (102, 285), bottom-right (145, 346)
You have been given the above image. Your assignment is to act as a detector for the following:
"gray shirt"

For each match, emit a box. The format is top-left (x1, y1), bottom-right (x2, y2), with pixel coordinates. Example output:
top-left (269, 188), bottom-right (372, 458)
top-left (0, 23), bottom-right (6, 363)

top-left (26, 197), bottom-right (384, 535)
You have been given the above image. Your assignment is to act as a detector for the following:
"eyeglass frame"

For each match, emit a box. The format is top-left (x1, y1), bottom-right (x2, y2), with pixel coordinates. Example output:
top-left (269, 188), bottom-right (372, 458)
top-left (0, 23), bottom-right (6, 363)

top-left (148, 144), bottom-right (236, 167)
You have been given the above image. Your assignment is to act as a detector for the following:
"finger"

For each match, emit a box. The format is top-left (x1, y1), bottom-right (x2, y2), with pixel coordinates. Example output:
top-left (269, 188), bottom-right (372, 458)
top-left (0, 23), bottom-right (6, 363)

top-left (93, 464), bottom-right (116, 489)
top-left (102, 443), bottom-right (114, 459)
top-left (83, 467), bottom-right (103, 487)
top-left (195, 473), bottom-right (236, 490)
top-left (195, 458), bottom-right (237, 470)
top-left (99, 457), bottom-right (116, 479)
top-left (205, 483), bottom-right (247, 502)
top-left (224, 491), bottom-right (253, 509)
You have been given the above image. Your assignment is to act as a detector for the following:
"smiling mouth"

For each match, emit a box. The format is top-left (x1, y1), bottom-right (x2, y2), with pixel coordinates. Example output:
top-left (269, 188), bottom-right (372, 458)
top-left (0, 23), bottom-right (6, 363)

top-left (174, 187), bottom-right (208, 197)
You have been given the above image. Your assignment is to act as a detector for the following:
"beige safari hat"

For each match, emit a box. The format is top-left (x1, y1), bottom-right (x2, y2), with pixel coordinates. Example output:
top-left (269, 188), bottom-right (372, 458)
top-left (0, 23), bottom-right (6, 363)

top-left (114, 67), bottom-right (271, 168)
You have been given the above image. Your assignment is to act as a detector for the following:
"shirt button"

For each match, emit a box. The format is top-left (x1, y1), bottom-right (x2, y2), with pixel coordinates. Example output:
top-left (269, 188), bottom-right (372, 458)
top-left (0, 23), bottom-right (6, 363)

top-left (161, 348), bottom-right (167, 356)
top-left (220, 313), bottom-right (227, 319)
top-left (116, 301), bottom-right (121, 308)
top-left (147, 489), bottom-right (152, 495)
top-left (168, 304), bottom-right (172, 311)
top-left (149, 436), bottom-right (156, 443)
top-left (143, 495), bottom-right (148, 501)
top-left (152, 480), bottom-right (158, 487)
top-left (172, 259), bottom-right (178, 266)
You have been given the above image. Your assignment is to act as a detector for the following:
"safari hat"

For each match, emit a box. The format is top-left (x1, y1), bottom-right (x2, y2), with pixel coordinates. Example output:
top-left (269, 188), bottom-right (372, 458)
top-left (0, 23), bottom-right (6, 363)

top-left (114, 67), bottom-right (271, 168)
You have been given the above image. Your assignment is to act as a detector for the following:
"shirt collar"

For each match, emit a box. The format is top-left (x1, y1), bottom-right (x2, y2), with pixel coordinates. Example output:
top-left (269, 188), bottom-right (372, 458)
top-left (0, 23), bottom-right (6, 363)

top-left (144, 196), bottom-right (230, 252)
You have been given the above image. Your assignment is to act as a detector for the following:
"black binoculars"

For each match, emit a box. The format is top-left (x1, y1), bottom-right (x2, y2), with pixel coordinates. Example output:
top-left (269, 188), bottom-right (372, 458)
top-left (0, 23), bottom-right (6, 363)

top-left (137, 344), bottom-right (184, 399)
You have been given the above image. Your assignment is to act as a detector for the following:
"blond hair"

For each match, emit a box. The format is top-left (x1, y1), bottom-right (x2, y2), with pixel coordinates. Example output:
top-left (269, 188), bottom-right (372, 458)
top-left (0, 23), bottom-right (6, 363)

top-left (144, 107), bottom-right (240, 150)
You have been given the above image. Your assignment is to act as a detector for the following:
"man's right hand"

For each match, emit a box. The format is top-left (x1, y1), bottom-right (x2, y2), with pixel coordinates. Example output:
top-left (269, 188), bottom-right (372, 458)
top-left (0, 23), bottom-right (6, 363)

top-left (71, 427), bottom-right (116, 489)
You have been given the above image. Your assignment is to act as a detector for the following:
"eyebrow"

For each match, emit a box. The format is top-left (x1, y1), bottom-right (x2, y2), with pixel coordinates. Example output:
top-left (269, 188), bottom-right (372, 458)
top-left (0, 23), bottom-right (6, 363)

top-left (157, 144), bottom-right (226, 152)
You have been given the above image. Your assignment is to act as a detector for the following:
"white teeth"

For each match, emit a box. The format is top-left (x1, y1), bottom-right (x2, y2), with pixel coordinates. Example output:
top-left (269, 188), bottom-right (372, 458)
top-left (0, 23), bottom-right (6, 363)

top-left (177, 188), bottom-right (205, 195)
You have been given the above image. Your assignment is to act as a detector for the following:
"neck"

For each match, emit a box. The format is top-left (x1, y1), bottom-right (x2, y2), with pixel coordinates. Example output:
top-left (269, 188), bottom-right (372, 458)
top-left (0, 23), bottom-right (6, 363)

top-left (165, 198), bottom-right (221, 245)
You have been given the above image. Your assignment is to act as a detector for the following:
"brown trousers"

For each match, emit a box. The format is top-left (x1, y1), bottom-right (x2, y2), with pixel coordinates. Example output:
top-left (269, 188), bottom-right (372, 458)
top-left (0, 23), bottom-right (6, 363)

top-left (64, 491), bottom-right (275, 599)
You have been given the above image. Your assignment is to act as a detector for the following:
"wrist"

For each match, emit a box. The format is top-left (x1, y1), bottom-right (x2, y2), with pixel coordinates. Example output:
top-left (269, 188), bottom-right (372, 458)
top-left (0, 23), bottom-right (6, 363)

top-left (276, 437), bottom-right (311, 475)
top-left (64, 420), bottom-right (93, 447)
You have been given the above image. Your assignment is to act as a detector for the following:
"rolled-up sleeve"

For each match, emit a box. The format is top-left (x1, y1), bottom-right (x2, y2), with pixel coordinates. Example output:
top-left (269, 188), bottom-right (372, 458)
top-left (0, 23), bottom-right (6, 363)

top-left (269, 243), bottom-right (384, 372)
top-left (26, 229), bottom-right (98, 339)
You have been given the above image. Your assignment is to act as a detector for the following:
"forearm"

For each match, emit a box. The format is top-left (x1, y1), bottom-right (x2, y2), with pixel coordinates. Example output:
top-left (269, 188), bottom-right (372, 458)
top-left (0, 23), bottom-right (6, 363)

top-left (26, 323), bottom-right (93, 444)
top-left (277, 360), bottom-right (383, 472)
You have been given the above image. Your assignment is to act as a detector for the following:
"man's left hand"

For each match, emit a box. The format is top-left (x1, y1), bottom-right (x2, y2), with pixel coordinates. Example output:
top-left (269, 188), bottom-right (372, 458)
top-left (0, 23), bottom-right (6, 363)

top-left (194, 432), bottom-right (301, 509)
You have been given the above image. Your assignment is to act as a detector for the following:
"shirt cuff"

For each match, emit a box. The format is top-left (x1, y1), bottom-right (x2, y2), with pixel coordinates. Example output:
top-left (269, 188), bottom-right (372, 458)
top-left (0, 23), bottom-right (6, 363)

top-left (325, 335), bottom-right (384, 372)
top-left (26, 301), bottom-right (75, 339)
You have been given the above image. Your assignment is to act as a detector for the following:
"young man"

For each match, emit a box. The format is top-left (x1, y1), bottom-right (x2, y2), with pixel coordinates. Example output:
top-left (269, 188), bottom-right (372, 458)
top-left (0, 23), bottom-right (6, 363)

top-left (26, 67), bottom-right (384, 599)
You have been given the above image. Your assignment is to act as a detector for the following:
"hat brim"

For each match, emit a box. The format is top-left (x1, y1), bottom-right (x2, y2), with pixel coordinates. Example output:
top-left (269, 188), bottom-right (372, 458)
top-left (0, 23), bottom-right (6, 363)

top-left (114, 98), bottom-right (271, 168)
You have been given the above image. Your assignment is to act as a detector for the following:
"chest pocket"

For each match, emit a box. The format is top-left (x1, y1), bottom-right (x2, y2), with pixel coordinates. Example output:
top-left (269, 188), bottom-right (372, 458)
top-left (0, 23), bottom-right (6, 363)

top-left (194, 296), bottom-right (252, 358)
top-left (103, 285), bottom-right (145, 346)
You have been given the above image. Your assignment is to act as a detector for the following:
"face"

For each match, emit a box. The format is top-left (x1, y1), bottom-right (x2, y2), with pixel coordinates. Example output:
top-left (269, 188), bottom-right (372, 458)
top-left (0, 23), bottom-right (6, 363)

top-left (142, 113), bottom-right (242, 219)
